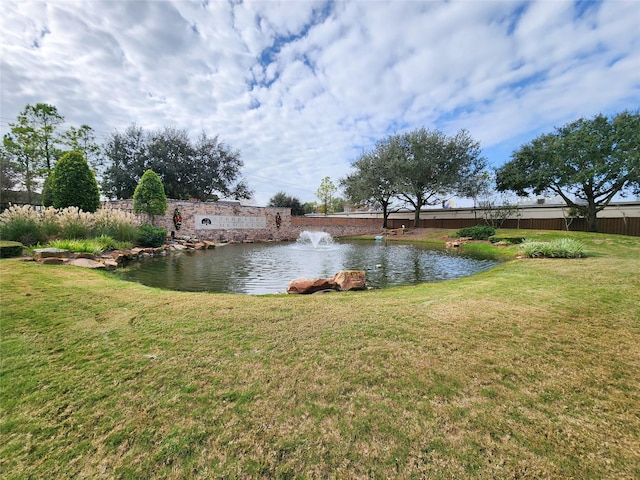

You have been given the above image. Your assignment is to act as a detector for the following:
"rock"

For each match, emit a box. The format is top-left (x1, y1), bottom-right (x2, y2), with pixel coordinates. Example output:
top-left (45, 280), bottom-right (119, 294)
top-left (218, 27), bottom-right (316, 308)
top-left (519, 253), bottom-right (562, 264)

top-left (67, 258), bottom-right (106, 269)
top-left (287, 277), bottom-right (337, 294)
top-left (73, 252), bottom-right (96, 259)
top-left (102, 259), bottom-right (119, 270)
top-left (33, 248), bottom-right (70, 259)
top-left (332, 270), bottom-right (366, 291)
top-left (287, 271), bottom-right (367, 294)
top-left (203, 241), bottom-right (216, 249)
top-left (39, 257), bottom-right (66, 265)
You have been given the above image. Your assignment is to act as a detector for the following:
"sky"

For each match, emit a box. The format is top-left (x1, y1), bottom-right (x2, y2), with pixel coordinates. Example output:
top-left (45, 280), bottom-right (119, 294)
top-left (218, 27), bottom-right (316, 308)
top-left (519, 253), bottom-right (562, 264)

top-left (1, 0), bottom-right (639, 207)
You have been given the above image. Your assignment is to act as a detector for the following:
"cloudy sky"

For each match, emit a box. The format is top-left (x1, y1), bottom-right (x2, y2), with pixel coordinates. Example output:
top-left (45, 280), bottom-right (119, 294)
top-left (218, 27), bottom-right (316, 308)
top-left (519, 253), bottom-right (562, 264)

top-left (2, 0), bottom-right (639, 206)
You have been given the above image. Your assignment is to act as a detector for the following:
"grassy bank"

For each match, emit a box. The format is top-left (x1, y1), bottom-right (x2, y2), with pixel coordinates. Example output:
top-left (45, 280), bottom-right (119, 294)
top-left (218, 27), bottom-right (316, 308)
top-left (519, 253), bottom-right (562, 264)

top-left (1, 229), bottom-right (639, 479)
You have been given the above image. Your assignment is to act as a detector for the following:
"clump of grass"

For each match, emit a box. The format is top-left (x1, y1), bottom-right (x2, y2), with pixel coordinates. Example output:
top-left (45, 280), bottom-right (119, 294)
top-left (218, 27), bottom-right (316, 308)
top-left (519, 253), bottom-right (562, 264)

top-left (0, 205), bottom-right (139, 244)
top-left (47, 235), bottom-right (131, 254)
top-left (519, 238), bottom-right (586, 258)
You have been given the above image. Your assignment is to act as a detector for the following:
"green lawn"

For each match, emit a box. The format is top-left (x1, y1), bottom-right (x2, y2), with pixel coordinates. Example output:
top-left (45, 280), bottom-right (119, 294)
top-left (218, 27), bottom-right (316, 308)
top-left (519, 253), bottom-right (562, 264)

top-left (1, 229), bottom-right (639, 479)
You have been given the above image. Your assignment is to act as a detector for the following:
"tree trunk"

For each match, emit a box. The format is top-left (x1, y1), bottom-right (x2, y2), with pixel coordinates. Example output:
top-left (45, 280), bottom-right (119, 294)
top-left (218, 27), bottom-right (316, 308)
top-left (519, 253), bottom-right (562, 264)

top-left (382, 203), bottom-right (389, 229)
top-left (413, 208), bottom-right (420, 228)
top-left (586, 203), bottom-right (599, 232)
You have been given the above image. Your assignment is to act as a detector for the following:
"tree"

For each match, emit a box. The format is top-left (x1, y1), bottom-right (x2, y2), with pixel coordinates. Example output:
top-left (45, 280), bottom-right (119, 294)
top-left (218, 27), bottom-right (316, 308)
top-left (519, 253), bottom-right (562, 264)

top-left (133, 169), bottom-right (167, 225)
top-left (61, 125), bottom-right (102, 174)
top-left (102, 124), bottom-right (253, 201)
top-left (394, 128), bottom-right (486, 227)
top-left (12, 103), bottom-right (64, 173)
top-left (101, 124), bottom-right (147, 199)
top-left (268, 191), bottom-right (305, 215)
top-left (0, 147), bottom-right (19, 198)
top-left (50, 151), bottom-right (100, 212)
top-left (341, 138), bottom-right (401, 228)
top-left (316, 177), bottom-right (337, 215)
top-left (496, 111), bottom-right (640, 232)
top-left (190, 131), bottom-right (252, 201)
top-left (146, 127), bottom-right (195, 199)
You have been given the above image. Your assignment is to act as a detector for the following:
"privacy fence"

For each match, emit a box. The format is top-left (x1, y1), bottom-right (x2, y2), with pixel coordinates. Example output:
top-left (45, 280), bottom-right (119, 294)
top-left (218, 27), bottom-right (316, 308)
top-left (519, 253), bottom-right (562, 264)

top-left (296, 203), bottom-right (640, 237)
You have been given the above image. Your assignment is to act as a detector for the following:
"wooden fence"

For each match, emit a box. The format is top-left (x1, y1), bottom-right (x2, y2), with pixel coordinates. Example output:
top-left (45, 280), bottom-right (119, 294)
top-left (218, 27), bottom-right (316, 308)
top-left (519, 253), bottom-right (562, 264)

top-left (385, 216), bottom-right (640, 236)
top-left (293, 215), bottom-right (640, 237)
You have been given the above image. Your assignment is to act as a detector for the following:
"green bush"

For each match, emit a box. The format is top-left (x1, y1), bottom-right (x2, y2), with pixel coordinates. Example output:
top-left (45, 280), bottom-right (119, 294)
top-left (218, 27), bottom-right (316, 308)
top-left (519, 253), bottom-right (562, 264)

top-left (136, 224), bottom-right (167, 248)
top-left (51, 151), bottom-right (101, 213)
top-left (0, 216), bottom-right (44, 246)
top-left (489, 236), bottom-right (525, 245)
top-left (519, 238), bottom-right (586, 258)
top-left (0, 241), bottom-right (24, 258)
top-left (454, 225), bottom-right (496, 240)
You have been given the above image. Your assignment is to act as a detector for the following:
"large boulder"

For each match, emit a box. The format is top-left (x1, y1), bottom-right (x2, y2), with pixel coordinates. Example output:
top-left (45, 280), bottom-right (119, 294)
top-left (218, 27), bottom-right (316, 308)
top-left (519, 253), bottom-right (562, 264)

top-left (287, 271), bottom-right (366, 294)
top-left (286, 277), bottom-right (337, 294)
top-left (332, 270), bottom-right (367, 291)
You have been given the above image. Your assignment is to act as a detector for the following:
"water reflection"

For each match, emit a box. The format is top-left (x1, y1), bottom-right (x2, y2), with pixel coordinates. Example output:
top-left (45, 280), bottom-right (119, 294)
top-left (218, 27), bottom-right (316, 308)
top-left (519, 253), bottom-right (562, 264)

top-left (114, 240), bottom-right (498, 295)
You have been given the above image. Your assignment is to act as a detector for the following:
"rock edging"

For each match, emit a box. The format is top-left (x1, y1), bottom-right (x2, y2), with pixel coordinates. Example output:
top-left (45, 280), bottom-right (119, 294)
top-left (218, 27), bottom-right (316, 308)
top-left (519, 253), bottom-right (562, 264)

top-left (31, 240), bottom-right (220, 270)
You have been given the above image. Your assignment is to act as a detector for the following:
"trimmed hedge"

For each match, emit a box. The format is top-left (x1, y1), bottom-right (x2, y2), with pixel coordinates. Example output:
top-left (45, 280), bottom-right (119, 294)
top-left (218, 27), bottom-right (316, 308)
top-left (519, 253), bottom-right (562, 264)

top-left (0, 241), bottom-right (24, 258)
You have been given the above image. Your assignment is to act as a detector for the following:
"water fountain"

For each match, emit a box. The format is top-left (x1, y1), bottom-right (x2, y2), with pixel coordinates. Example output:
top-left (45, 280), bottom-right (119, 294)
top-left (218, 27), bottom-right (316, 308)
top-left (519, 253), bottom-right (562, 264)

top-left (296, 230), bottom-right (335, 249)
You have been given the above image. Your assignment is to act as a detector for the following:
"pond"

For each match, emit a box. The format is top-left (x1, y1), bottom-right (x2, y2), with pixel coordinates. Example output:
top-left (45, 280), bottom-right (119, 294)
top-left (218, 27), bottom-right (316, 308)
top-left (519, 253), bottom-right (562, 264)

top-left (113, 232), bottom-right (498, 295)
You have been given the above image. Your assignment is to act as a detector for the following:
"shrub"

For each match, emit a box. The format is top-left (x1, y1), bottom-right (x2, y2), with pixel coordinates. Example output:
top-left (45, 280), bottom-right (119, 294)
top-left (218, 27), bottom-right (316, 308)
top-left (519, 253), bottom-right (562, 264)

top-left (0, 206), bottom-right (45, 246)
top-left (92, 208), bottom-right (139, 242)
top-left (133, 169), bottom-right (167, 224)
top-left (489, 236), bottom-right (525, 245)
top-left (454, 225), bottom-right (496, 240)
top-left (0, 241), bottom-right (24, 258)
top-left (136, 224), bottom-right (167, 248)
top-left (50, 151), bottom-right (101, 213)
top-left (519, 238), bottom-right (586, 258)
top-left (57, 207), bottom-right (92, 239)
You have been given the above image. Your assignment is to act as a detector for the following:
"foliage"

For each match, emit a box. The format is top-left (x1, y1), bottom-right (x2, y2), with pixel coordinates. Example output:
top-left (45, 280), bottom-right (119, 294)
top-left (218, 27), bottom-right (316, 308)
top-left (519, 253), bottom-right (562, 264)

top-left (316, 176), bottom-right (337, 215)
top-left (50, 151), bottom-right (101, 212)
top-left (479, 199), bottom-right (521, 228)
top-left (496, 110), bottom-right (640, 232)
top-left (341, 137), bottom-right (401, 228)
top-left (454, 225), bottom-right (496, 240)
top-left (47, 235), bottom-right (130, 254)
top-left (133, 169), bottom-right (167, 224)
top-left (0, 212), bottom-right (44, 246)
top-left (488, 236), bottom-right (525, 245)
top-left (393, 127), bottom-right (486, 227)
top-left (302, 201), bottom-right (317, 214)
top-left (101, 124), bottom-right (147, 200)
top-left (60, 124), bottom-right (102, 175)
top-left (136, 224), bottom-right (167, 247)
top-left (0, 240), bottom-right (24, 258)
top-left (0, 205), bottom-right (138, 244)
top-left (268, 191), bottom-right (305, 216)
top-left (0, 149), bottom-right (19, 195)
top-left (102, 125), bottom-right (252, 201)
top-left (519, 238), bottom-right (586, 258)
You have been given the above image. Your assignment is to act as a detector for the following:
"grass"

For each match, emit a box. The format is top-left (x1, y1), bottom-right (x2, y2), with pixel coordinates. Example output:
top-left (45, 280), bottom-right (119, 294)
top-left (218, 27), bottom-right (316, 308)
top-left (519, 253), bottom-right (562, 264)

top-left (1, 228), bottom-right (639, 479)
top-left (46, 235), bottom-right (132, 254)
top-left (520, 238), bottom-right (586, 258)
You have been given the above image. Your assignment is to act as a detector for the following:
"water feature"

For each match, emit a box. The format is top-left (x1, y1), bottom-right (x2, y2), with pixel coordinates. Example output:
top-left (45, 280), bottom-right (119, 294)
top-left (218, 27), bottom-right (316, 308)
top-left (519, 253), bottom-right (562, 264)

top-left (114, 230), bottom-right (498, 295)
top-left (297, 230), bottom-right (334, 249)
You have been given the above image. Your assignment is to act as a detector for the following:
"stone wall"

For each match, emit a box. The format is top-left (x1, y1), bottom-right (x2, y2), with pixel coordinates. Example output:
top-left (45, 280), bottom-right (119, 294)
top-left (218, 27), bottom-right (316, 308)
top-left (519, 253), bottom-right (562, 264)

top-left (105, 200), bottom-right (385, 242)
top-left (105, 200), bottom-right (293, 242)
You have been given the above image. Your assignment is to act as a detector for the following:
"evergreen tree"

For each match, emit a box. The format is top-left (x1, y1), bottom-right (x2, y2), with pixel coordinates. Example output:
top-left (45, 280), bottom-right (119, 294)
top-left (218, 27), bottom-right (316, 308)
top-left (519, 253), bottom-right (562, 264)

top-left (133, 169), bottom-right (167, 225)
top-left (50, 151), bottom-right (100, 212)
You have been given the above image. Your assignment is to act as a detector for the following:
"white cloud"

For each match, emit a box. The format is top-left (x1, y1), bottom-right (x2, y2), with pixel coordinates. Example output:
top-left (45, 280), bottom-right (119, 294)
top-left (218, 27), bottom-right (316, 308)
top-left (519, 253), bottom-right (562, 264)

top-left (1, 0), bottom-right (638, 205)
